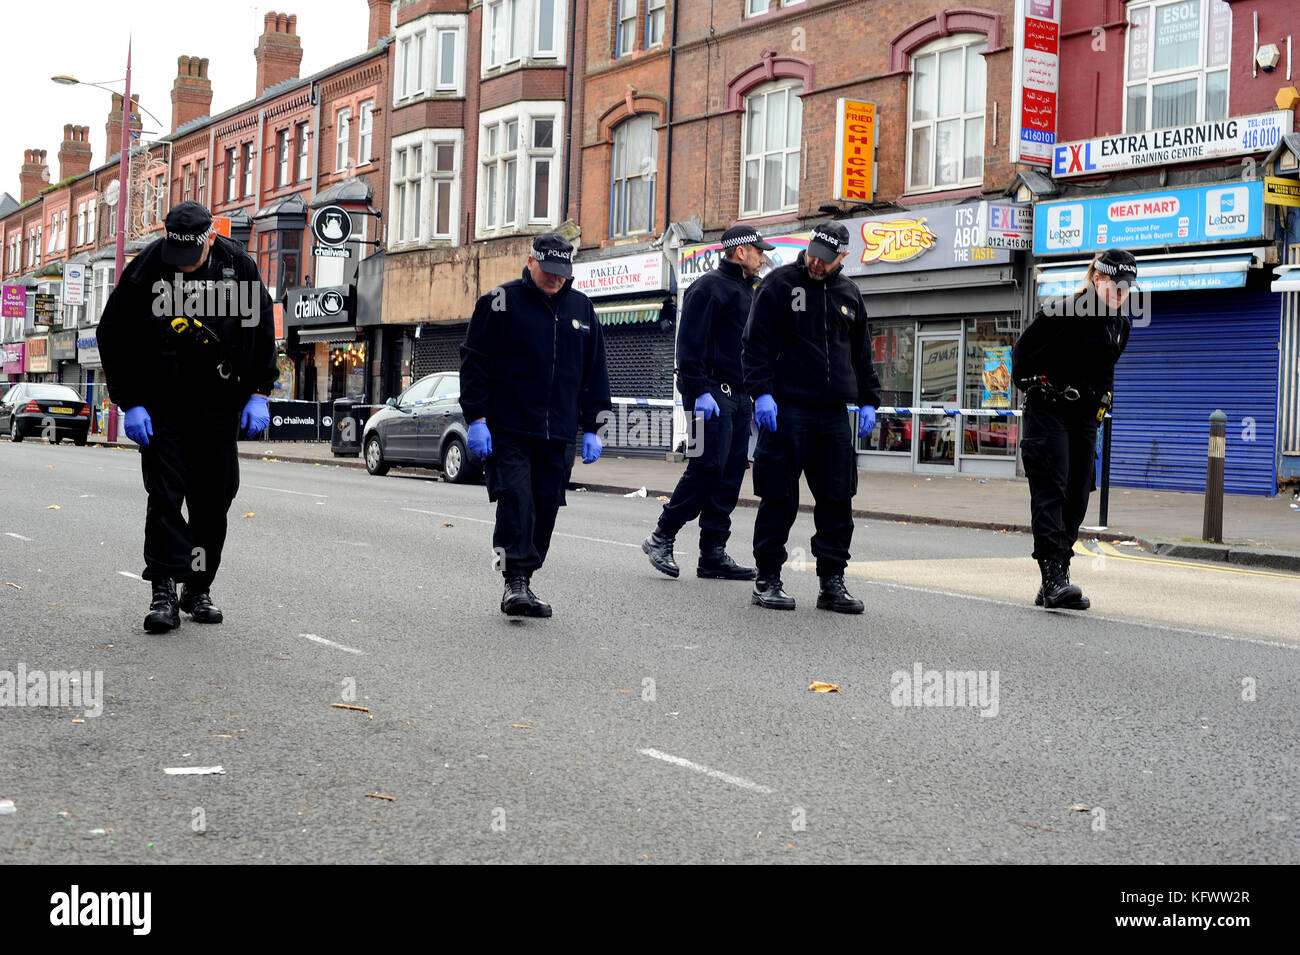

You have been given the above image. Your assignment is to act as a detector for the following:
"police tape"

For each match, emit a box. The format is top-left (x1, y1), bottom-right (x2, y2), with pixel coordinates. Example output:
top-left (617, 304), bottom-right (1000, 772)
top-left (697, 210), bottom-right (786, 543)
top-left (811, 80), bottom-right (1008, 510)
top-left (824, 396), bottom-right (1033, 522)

top-left (876, 407), bottom-right (1022, 417)
top-left (611, 397), bottom-right (682, 407)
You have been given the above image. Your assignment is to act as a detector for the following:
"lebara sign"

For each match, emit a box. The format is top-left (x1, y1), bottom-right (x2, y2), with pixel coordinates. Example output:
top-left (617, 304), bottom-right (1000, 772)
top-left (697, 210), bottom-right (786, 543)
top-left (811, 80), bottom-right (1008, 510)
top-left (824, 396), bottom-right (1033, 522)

top-left (1033, 180), bottom-right (1266, 254)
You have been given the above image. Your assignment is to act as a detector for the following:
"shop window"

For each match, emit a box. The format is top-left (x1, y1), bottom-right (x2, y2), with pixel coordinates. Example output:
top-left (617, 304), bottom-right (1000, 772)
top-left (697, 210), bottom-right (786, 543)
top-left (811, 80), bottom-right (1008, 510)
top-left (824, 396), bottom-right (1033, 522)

top-left (906, 34), bottom-right (986, 192)
top-left (610, 115), bottom-right (656, 237)
top-left (740, 81), bottom-right (803, 217)
top-left (1124, 0), bottom-right (1230, 133)
top-left (860, 319), bottom-right (914, 453)
top-left (330, 341), bottom-right (366, 399)
top-left (962, 317), bottom-right (1018, 458)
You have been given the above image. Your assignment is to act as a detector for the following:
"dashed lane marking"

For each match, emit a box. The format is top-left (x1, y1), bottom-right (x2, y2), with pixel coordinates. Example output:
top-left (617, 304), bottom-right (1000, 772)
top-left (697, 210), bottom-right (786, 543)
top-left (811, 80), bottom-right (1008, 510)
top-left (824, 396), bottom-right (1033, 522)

top-left (637, 748), bottom-right (775, 795)
top-left (5, 533), bottom-right (33, 541)
top-left (299, 633), bottom-right (365, 655)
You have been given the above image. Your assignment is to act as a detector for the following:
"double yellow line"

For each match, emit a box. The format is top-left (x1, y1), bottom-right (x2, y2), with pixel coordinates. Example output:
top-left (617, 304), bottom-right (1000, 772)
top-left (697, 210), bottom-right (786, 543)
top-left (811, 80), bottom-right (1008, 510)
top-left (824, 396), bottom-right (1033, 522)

top-left (1073, 540), bottom-right (1300, 581)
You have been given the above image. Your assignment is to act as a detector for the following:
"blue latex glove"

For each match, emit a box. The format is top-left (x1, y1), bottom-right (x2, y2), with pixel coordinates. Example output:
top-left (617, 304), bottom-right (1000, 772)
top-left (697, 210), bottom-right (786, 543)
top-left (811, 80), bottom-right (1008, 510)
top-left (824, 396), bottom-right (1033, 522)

top-left (694, 392), bottom-right (719, 421)
top-left (468, 419), bottom-right (492, 458)
top-left (241, 394), bottom-right (270, 437)
top-left (581, 431), bottom-right (602, 464)
top-left (754, 394), bottom-right (778, 432)
top-left (857, 405), bottom-right (877, 438)
top-left (123, 406), bottom-right (153, 447)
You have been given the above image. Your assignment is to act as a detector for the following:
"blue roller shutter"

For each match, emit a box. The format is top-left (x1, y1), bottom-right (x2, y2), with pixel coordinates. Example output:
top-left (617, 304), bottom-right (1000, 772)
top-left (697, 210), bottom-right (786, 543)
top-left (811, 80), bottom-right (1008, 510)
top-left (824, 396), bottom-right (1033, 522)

top-left (1110, 290), bottom-right (1279, 496)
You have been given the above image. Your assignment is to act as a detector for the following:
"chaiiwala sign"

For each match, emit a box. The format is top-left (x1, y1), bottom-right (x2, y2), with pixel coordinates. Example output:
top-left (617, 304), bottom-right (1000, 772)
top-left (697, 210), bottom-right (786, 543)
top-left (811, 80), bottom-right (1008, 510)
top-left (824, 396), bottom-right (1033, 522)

top-left (843, 204), bottom-right (1011, 277)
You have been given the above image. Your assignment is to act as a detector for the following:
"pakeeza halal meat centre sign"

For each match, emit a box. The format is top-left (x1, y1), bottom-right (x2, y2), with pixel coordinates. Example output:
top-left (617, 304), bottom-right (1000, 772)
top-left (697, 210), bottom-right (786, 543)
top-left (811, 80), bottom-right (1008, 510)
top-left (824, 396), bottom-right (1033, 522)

top-left (1052, 110), bottom-right (1292, 178)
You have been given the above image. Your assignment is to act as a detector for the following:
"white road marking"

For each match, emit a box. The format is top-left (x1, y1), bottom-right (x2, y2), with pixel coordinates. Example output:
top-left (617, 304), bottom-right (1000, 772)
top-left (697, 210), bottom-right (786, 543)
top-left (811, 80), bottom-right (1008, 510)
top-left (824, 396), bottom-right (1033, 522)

top-left (5, 533), bottom-right (33, 541)
top-left (401, 507), bottom-right (638, 548)
top-left (637, 748), bottom-right (774, 795)
top-left (243, 483), bottom-right (327, 498)
top-left (118, 571), bottom-right (143, 581)
top-left (299, 633), bottom-right (364, 655)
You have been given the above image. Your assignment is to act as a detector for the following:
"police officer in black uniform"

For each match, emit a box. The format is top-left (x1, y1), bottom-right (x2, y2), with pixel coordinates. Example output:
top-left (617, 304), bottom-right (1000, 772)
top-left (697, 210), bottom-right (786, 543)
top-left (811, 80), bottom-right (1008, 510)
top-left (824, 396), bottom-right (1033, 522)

top-left (1013, 248), bottom-right (1136, 609)
top-left (97, 201), bottom-right (276, 632)
top-left (742, 221), bottom-right (883, 613)
top-left (460, 233), bottom-right (612, 617)
top-left (643, 225), bottom-right (774, 581)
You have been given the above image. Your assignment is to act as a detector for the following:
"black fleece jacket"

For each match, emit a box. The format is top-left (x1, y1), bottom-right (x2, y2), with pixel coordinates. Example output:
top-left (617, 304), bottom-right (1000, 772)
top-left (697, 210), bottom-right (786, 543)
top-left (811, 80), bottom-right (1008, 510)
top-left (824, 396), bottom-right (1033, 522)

top-left (96, 234), bottom-right (277, 412)
top-left (676, 257), bottom-right (754, 408)
top-left (1012, 289), bottom-right (1131, 412)
top-left (742, 251), bottom-right (883, 408)
top-left (459, 267), bottom-right (612, 441)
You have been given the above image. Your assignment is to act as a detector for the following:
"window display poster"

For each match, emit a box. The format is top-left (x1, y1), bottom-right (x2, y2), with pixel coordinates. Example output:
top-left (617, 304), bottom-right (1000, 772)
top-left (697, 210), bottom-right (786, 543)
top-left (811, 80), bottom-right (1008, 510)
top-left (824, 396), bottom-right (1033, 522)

top-left (981, 346), bottom-right (1013, 408)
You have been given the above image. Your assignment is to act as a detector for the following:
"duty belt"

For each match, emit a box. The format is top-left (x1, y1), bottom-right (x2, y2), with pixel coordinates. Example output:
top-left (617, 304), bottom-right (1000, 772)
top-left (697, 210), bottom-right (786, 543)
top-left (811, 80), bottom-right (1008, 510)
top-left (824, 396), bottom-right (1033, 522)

top-left (717, 382), bottom-right (733, 396)
top-left (1020, 375), bottom-right (1110, 421)
top-left (167, 316), bottom-right (233, 380)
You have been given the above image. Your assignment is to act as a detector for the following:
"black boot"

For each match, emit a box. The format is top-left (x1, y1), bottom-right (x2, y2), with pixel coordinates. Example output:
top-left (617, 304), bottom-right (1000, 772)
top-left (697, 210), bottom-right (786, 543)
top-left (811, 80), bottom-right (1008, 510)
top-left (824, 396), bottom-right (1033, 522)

top-left (179, 585), bottom-right (224, 623)
top-left (143, 578), bottom-right (180, 633)
top-left (501, 574), bottom-right (532, 616)
top-left (752, 577), bottom-right (796, 610)
top-left (1037, 559), bottom-right (1084, 609)
top-left (642, 530), bottom-right (680, 578)
top-left (697, 548), bottom-right (757, 580)
top-left (522, 574), bottom-right (552, 618)
top-left (816, 575), bottom-right (864, 614)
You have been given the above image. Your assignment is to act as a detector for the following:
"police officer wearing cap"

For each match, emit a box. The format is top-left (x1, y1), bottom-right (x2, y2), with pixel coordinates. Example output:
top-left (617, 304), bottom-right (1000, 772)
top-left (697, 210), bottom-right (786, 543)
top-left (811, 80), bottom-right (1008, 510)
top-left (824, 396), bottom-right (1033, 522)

top-left (643, 225), bottom-right (773, 581)
top-left (460, 233), bottom-right (612, 617)
top-left (1013, 248), bottom-right (1136, 610)
top-left (97, 201), bottom-right (276, 633)
top-left (741, 221), bottom-right (882, 613)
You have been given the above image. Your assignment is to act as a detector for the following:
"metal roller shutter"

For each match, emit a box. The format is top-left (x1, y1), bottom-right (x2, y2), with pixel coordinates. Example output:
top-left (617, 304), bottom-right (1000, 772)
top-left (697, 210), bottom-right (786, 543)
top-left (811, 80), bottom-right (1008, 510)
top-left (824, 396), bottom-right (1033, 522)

top-left (413, 325), bottom-right (466, 380)
top-left (1110, 290), bottom-right (1279, 496)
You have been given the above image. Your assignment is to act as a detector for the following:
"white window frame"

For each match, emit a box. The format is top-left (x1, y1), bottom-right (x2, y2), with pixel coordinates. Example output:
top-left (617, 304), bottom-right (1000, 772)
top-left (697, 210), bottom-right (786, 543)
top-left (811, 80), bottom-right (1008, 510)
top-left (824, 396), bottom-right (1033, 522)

top-left (534, 0), bottom-right (559, 57)
top-left (646, 0), bottom-right (666, 48)
top-left (242, 142), bottom-right (255, 198)
top-left (277, 128), bottom-right (291, 186)
top-left (476, 101), bottom-right (563, 239)
top-left (59, 210), bottom-right (68, 251)
top-left (358, 101), bottom-right (374, 167)
top-left (336, 108), bottom-right (351, 172)
top-left (183, 166), bottom-right (193, 202)
top-left (610, 114), bottom-right (657, 237)
top-left (389, 128), bottom-right (464, 248)
top-left (396, 15), bottom-right (466, 103)
top-left (482, 0), bottom-right (565, 75)
top-left (48, 214), bottom-right (57, 253)
top-left (296, 124), bottom-right (310, 182)
top-left (196, 161), bottom-right (206, 206)
top-left (76, 203), bottom-right (86, 247)
top-left (904, 33), bottom-right (987, 194)
top-left (1122, 0), bottom-right (1232, 134)
top-left (739, 80), bottom-right (804, 218)
top-left (225, 148), bottom-right (238, 203)
top-left (745, 0), bottom-right (804, 17)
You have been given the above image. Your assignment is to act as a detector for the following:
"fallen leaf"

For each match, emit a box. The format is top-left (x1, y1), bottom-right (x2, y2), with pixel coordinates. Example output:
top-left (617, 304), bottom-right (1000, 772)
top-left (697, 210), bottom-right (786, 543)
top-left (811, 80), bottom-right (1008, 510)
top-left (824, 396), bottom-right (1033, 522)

top-left (242, 512), bottom-right (255, 518)
top-left (512, 723), bottom-right (532, 729)
top-left (656, 495), bottom-right (670, 503)
top-left (1066, 803), bottom-right (1091, 813)
top-left (808, 681), bottom-right (840, 693)
top-left (213, 734), bottom-right (233, 738)
top-left (364, 793), bottom-right (395, 802)
top-left (47, 465), bottom-right (55, 469)
top-left (1014, 821), bottom-right (1060, 833)
top-left (443, 522), bottom-right (454, 527)
top-left (4, 582), bottom-right (22, 591)
top-left (330, 703), bottom-right (371, 713)
top-left (71, 718), bottom-right (85, 724)
top-left (46, 504), bottom-right (61, 510)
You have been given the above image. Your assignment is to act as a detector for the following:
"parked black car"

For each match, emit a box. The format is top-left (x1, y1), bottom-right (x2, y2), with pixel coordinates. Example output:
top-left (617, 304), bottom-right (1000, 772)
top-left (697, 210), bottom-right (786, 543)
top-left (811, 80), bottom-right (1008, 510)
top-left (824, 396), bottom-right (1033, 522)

top-left (1, 383), bottom-right (92, 445)
top-left (361, 372), bottom-right (480, 482)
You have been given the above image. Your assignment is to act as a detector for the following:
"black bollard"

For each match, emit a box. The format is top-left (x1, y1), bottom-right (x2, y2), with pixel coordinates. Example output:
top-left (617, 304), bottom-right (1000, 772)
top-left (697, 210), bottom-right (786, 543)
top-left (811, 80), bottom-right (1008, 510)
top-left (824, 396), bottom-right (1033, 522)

top-left (1202, 409), bottom-right (1227, 543)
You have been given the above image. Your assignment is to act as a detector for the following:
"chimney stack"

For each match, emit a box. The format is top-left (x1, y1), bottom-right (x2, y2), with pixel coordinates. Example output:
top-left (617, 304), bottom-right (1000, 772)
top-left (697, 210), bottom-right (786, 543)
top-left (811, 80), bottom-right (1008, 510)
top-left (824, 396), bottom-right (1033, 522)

top-left (171, 56), bottom-right (213, 133)
top-left (20, 149), bottom-right (50, 203)
top-left (254, 11), bottom-right (303, 98)
top-left (106, 93), bottom-right (143, 162)
top-left (367, 0), bottom-right (393, 49)
top-left (58, 125), bottom-right (93, 181)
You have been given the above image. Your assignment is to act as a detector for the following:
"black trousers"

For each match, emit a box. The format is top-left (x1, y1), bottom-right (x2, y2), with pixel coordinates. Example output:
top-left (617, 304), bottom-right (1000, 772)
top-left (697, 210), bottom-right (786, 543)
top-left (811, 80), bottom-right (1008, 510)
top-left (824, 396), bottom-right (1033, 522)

top-left (486, 432), bottom-right (574, 577)
top-left (1020, 400), bottom-right (1098, 565)
top-left (657, 387), bottom-right (752, 551)
top-left (139, 407), bottom-right (241, 589)
top-left (751, 401), bottom-right (857, 579)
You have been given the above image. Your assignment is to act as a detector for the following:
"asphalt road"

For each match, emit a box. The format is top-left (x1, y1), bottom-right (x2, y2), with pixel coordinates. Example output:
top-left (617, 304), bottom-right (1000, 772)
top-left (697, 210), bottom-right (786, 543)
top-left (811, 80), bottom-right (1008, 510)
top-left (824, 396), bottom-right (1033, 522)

top-left (1, 439), bottom-right (1297, 864)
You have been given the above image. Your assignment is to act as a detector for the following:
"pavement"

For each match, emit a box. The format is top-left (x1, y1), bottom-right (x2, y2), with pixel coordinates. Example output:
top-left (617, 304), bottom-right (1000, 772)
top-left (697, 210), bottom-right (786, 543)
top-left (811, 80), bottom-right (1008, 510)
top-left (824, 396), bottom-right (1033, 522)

top-left (2, 439), bottom-right (1297, 865)
top-left (80, 431), bottom-right (1300, 571)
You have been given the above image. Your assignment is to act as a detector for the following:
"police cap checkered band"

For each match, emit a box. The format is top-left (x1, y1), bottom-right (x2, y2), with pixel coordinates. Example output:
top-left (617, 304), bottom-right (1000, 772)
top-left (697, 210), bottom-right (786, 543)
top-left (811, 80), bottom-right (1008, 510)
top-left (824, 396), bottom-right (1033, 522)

top-left (1094, 249), bottom-right (1138, 278)
top-left (720, 225), bottom-right (776, 251)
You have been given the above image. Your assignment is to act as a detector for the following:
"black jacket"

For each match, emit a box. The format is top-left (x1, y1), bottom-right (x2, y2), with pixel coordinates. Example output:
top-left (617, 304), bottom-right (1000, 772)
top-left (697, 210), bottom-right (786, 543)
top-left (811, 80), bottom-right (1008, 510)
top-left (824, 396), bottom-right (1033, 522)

top-left (742, 251), bottom-right (883, 408)
top-left (97, 234), bottom-right (277, 412)
top-left (1012, 289), bottom-right (1131, 413)
top-left (676, 257), bottom-right (753, 408)
top-left (459, 267), bottom-right (612, 441)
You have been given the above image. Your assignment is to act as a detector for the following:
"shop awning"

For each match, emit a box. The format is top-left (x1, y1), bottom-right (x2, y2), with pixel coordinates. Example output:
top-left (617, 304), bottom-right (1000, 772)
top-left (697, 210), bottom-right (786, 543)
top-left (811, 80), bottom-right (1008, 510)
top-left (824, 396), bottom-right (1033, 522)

top-left (1272, 264), bottom-right (1300, 294)
top-left (1036, 250), bottom-right (1261, 297)
top-left (296, 325), bottom-right (358, 343)
top-left (594, 299), bottom-right (663, 326)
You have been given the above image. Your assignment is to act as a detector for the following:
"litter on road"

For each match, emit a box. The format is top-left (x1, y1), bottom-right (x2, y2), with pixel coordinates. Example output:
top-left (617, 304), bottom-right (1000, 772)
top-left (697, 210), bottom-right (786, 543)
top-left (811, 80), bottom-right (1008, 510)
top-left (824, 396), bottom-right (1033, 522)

top-left (162, 766), bottom-right (226, 775)
top-left (0, 799), bottom-right (15, 815)
top-left (808, 681), bottom-right (841, 693)
top-left (624, 487), bottom-right (647, 498)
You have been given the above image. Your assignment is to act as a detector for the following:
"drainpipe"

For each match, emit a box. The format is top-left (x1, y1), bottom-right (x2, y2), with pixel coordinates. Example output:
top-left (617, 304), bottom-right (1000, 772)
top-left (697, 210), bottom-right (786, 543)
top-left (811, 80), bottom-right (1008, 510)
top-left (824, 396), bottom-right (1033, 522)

top-left (562, 0), bottom-right (578, 220)
top-left (663, 0), bottom-right (680, 230)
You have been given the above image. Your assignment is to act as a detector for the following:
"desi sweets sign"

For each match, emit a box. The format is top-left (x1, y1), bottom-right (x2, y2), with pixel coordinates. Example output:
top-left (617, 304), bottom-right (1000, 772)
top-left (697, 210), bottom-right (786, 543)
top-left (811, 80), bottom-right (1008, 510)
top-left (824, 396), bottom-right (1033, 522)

top-left (571, 252), bottom-right (668, 298)
top-left (677, 234), bottom-right (810, 291)
top-left (1034, 180), bottom-right (1266, 254)
top-left (1052, 111), bottom-right (1292, 178)
top-left (843, 204), bottom-right (1011, 276)
top-left (1009, 0), bottom-right (1060, 166)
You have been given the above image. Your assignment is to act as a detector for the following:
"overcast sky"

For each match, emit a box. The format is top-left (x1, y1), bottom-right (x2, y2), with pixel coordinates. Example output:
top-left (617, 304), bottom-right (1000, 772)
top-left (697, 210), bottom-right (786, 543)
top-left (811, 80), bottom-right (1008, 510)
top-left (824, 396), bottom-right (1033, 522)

top-left (0, 0), bottom-right (371, 201)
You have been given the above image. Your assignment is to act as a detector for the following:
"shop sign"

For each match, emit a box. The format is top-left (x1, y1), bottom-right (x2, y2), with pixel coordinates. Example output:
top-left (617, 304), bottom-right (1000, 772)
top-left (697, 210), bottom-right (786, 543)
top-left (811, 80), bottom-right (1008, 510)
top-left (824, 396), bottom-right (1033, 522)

top-left (50, 330), bottom-right (78, 362)
top-left (1052, 111), bottom-right (1292, 178)
top-left (1034, 180), bottom-right (1266, 254)
top-left (843, 204), bottom-right (1010, 276)
top-left (571, 252), bottom-right (667, 298)
top-left (975, 202), bottom-right (1034, 250)
top-left (34, 294), bottom-right (57, 323)
top-left (1, 342), bottom-right (24, 374)
top-left (1009, 0), bottom-right (1060, 166)
top-left (284, 286), bottom-right (353, 327)
top-left (25, 335), bottom-right (50, 373)
top-left (1264, 176), bottom-right (1300, 208)
top-left (833, 99), bottom-right (876, 202)
top-left (64, 264), bottom-right (86, 307)
top-left (2, 285), bottom-right (26, 318)
top-left (76, 330), bottom-right (100, 366)
top-left (677, 234), bottom-right (810, 290)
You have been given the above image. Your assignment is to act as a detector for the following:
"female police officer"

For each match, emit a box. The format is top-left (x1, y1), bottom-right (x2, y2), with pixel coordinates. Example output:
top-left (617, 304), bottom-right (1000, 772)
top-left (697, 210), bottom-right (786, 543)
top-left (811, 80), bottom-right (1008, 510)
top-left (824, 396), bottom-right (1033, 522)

top-left (1012, 248), bottom-right (1137, 610)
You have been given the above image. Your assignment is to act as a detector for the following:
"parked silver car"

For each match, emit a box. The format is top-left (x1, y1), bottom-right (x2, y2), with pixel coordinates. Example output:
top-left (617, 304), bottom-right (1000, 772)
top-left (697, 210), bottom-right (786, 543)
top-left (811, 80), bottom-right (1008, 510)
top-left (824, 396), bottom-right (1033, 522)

top-left (361, 371), bottom-right (480, 482)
